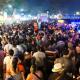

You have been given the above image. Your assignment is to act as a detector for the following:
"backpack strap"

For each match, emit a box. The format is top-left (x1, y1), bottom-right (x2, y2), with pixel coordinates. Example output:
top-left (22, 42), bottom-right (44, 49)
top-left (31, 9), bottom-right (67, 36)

top-left (33, 73), bottom-right (43, 80)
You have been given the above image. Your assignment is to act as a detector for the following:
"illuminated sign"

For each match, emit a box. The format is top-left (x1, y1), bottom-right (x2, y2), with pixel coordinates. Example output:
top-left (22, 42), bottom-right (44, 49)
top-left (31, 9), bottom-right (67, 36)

top-left (71, 22), bottom-right (80, 24)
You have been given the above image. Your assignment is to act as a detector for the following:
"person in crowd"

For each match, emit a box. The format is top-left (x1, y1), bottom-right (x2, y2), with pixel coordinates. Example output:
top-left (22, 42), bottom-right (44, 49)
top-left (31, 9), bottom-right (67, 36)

top-left (4, 38), bottom-right (13, 56)
top-left (3, 49), bottom-right (14, 80)
top-left (23, 48), bottom-right (32, 78)
top-left (75, 42), bottom-right (80, 75)
top-left (32, 46), bottom-right (46, 68)
top-left (26, 62), bottom-right (43, 80)
top-left (1, 35), bottom-right (8, 49)
top-left (5, 56), bottom-right (25, 80)
top-left (48, 49), bottom-right (74, 80)
top-left (11, 40), bottom-right (20, 57)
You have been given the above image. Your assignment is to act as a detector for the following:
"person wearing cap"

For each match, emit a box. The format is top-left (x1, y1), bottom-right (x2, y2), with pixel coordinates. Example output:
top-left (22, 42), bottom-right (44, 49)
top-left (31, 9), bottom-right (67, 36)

top-left (48, 62), bottom-right (73, 80)
top-left (48, 49), bottom-right (73, 80)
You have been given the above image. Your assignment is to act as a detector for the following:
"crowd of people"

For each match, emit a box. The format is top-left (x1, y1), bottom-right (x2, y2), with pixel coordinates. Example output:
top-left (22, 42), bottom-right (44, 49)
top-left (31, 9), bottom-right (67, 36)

top-left (0, 20), bottom-right (80, 80)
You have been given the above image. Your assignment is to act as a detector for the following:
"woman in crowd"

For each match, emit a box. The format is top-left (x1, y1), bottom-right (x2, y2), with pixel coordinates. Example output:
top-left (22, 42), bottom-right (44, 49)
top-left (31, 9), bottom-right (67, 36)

top-left (5, 56), bottom-right (25, 80)
top-left (3, 49), bottom-right (14, 80)
top-left (26, 63), bottom-right (43, 80)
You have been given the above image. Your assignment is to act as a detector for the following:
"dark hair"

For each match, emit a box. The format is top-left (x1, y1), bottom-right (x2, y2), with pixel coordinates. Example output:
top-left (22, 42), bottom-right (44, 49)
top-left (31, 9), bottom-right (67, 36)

top-left (36, 45), bottom-right (45, 52)
top-left (63, 49), bottom-right (69, 55)
top-left (12, 57), bottom-right (18, 72)
top-left (31, 57), bottom-right (43, 73)
top-left (9, 49), bottom-right (14, 56)
top-left (18, 54), bottom-right (24, 62)
top-left (12, 40), bottom-right (17, 47)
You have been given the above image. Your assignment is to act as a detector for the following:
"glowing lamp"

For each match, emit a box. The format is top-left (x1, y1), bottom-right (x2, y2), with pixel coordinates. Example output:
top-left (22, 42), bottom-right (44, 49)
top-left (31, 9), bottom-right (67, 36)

top-left (58, 20), bottom-right (64, 23)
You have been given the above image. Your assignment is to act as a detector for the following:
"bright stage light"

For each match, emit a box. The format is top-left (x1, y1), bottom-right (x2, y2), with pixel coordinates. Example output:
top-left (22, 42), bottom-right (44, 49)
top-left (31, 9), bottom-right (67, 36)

top-left (8, 4), bottom-right (12, 8)
top-left (20, 17), bottom-right (27, 21)
top-left (33, 16), bottom-right (37, 20)
top-left (78, 30), bottom-right (80, 33)
top-left (14, 14), bottom-right (20, 19)
top-left (0, 11), bottom-right (3, 15)
top-left (76, 12), bottom-right (80, 15)
top-left (20, 8), bottom-right (24, 12)
top-left (28, 14), bottom-right (32, 17)
top-left (4, 11), bottom-right (7, 18)
top-left (54, 13), bottom-right (63, 19)
top-left (54, 15), bottom-right (59, 19)
top-left (58, 20), bottom-right (64, 23)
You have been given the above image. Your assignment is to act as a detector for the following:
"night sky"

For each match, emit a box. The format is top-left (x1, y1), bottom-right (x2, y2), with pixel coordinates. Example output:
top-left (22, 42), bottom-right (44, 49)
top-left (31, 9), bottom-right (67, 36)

top-left (21, 0), bottom-right (80, 14)
top-left (1, 0), bottom-right (80, 14)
